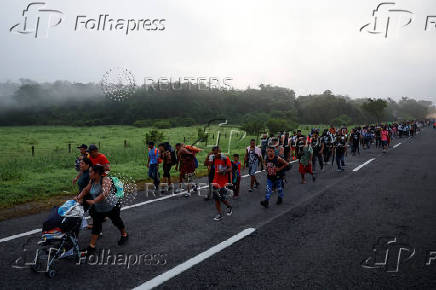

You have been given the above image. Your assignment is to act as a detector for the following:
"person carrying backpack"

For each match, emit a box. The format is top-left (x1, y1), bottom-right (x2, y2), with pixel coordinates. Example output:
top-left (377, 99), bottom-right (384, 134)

top-left (147, 142), bottom-right (161, 193)
top-left (158, 142), bottom-right (175, 193)
top-left (175, 143), bottom-right (197, 196)
top-left (76, 164), bottom-right (128, 254)
top-left (244, 139), bottom-right (263, 192)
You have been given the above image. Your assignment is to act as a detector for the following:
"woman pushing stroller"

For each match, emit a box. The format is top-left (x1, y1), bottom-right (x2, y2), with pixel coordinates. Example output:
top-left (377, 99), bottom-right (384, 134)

top-left (76, 164), bottom-right (128, 254)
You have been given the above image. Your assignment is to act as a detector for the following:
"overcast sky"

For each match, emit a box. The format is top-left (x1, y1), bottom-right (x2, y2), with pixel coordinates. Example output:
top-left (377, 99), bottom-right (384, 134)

top-left (1, 0), bottom-right (435, 102)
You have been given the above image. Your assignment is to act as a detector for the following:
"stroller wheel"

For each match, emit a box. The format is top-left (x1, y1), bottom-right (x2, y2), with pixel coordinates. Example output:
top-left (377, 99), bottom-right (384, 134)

top-left (32, 248), bottom-right (49, 273)
top-left (46, 269), bottom-right (56, 279)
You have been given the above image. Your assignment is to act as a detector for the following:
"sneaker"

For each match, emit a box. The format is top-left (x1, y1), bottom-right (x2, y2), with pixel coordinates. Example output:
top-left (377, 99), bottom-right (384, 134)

top-left (213, 214), bottom-right (223, 221)
top-left (184, 193), bottom-right (190, 198)
top-left (226, 206), bottom-right (233, 216)
top-left (118, 234), bottom-right (129, 246)
top-left (277, 197), bottom-right (283, 205)
top-left (260, 200), bottom-right (269, 208)
top-left (248, 188), bottom-right (253, 192)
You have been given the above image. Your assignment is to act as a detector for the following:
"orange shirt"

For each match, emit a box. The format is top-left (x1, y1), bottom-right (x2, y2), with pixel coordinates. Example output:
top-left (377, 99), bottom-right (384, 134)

top-left (89, 153), bottom-right (110, 166)
top-left (213, 156), bottom-right (232, 188)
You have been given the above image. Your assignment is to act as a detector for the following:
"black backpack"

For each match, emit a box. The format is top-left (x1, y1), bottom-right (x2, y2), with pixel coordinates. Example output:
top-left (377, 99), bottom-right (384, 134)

top-left (170, 147), bottom-right (177, 166)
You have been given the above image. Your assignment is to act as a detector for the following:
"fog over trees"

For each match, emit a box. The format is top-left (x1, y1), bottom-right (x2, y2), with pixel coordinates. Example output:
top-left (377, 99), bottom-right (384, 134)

top-left (0, 80), bottom-right (433, 128)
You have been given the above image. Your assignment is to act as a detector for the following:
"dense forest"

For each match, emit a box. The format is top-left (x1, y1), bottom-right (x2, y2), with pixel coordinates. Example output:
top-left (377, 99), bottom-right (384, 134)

top-left (0, 80), bottom-right (433, 132)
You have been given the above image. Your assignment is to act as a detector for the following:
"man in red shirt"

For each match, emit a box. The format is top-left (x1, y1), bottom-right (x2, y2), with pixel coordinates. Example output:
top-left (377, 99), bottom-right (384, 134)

top-left (211, 147), bottom-right (233, 221)
top-left (88, 144), bottom-right (110, 175)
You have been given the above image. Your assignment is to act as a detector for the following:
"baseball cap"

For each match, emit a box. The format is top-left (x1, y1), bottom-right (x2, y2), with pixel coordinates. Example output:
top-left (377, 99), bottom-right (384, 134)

top-left (88, 144), bottom-right (98, 152)
top-left (77, 144), bottom-right (88, 149)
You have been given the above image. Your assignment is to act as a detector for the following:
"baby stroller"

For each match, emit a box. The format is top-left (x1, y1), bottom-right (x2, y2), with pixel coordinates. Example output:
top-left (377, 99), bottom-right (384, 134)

top-left (32, 200), bottom-right (85, 278)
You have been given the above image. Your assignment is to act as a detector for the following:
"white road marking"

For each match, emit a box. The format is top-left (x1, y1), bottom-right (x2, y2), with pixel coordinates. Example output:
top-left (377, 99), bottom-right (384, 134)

top-left (0, 170), bottom-right (263, 243)
top-left (393, 143), bottom-right (401, 149)
top-left (352, 158), bottom-right (376, 172)
top-left (133, 228), bottom-right (256, 290)
top-left (0, 155), bottom-right (374, 243)
top-left (121, 185), bottom-right (209, 211)
top-left (0, 229), bottom-right (41, 243)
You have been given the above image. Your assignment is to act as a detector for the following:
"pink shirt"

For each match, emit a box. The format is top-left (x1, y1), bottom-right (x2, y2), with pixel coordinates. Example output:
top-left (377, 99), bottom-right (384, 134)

top-left (381, 130), bottom-right (388, 141)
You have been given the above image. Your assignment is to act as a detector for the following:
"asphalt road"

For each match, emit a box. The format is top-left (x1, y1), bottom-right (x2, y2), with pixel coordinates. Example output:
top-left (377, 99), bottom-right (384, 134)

top-left (1, 129), bottom-right (435, 289)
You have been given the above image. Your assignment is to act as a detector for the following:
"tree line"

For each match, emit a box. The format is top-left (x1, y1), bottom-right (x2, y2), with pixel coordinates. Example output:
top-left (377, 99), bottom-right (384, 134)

top-left (0, 81), bottom-right (432, 129)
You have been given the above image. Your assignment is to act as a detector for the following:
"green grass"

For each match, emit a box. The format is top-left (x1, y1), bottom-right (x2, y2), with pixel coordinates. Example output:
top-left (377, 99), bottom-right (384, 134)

top-left (0, 124), bottom-right (348, 208)
top-left (0, 125), bottom-right (257, 208)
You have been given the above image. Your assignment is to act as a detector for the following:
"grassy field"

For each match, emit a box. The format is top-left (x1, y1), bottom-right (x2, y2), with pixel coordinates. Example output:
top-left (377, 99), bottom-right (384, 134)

top-left (0, 124), bottom-right (331, 208)
top-left (0, 125), bottom-right (262, 208)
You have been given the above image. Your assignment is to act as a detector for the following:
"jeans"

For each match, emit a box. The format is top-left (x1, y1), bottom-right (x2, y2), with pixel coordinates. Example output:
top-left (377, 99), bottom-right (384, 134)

top-left (336, 151), bottom-right (345, 169)
top-left (265, 178), bottom-right (283, 200)
top-left (148, 164), bottom-right (160, 189)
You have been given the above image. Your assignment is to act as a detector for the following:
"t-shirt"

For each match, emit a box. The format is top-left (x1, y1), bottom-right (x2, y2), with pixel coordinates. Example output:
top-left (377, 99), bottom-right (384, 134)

top-left (295, 137), bottom-right (306, 158)
top-left (265, 156), bottom-right (286, 181)
top-left (162, 150), bottom-right (172, 166)
top-left (231, 161), bottom-right (241, 182)
top-left (335, 136), bottom-right (347, 153)
top-left (247, 146), bottom-right (261, 165)
top-left (260, 139), bottom-right (268, 152)
top-left (89, 153), bottom-right (110, 166)
top-left (77, 169), bottom-right (90, 193)
top-left (351, 132), bottom-right (360, 143)
top-left (148, 147), bottom-right (159, 165)
top-left (213, 155), bottom-right (232, 188)
top-left (311, 137), bottom-right (323, 153)
top-left (381, 130), bottom-right (388, 141)
top-left (299, 146), bottom-right (313, 166)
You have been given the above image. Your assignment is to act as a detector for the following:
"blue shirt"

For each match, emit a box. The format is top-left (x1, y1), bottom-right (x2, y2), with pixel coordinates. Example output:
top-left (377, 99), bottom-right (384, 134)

top-left (149, 147), bottom-right (159, 165)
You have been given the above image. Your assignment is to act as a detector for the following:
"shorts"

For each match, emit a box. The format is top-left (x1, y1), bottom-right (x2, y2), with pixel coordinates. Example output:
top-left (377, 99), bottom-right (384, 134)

top-left (163, 164), bottom-right (172, 178)
top-left (213, 187), bottom-right (229, 202)
top-left (381, 140), bottom-right (388, 147)
top-left (180, 171), bottom-right (196, 183)
top-left (299, 163), bottom-right (313, 175)
top-left (248, 162), bottom-right (258, 176)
